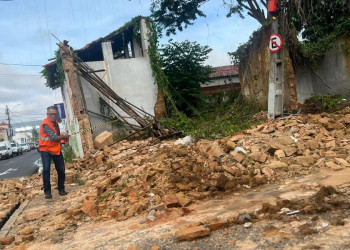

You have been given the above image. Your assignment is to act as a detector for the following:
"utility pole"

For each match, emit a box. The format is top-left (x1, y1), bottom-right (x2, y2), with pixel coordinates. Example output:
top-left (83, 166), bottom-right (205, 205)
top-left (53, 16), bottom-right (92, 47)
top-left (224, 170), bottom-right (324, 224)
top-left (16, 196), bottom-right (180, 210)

top-left (267, 0), bottom-right (285, 119)
top-left (5, 105), bottom-right (12, 141)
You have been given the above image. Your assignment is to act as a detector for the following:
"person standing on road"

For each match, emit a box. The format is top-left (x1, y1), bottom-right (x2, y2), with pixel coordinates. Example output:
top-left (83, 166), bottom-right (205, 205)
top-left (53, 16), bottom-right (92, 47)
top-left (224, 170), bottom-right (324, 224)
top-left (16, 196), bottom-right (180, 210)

top-left (39, 106), bottom-right (70, 199)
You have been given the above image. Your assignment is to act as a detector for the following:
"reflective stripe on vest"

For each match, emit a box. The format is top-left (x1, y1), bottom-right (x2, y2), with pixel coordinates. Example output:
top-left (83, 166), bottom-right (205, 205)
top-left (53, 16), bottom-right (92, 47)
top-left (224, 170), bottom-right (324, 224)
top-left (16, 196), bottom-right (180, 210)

top-left (39, 136), bottom-right (50, 141)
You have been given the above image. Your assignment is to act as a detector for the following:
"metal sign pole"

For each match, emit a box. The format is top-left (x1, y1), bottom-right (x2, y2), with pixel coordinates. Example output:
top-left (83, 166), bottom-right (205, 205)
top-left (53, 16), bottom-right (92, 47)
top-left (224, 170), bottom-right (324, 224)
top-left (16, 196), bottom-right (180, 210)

top-left (268, 1), bottom-right (284, 119)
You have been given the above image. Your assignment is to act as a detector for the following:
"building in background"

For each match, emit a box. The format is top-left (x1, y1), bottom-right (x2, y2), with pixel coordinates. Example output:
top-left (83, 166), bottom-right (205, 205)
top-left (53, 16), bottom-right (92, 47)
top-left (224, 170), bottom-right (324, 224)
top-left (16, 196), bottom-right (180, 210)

top-left (201, 65), bottom-right (240, 97)
top-left (0, 122), bottom-right (9, 142)
top-left (12, 120), bottom-right (41, 144)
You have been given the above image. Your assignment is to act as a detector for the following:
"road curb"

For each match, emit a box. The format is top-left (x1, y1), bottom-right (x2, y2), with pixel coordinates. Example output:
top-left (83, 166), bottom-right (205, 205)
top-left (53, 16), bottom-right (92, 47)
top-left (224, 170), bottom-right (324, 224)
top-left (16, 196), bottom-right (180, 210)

top-left (0, 200), bottom-right (29, 238)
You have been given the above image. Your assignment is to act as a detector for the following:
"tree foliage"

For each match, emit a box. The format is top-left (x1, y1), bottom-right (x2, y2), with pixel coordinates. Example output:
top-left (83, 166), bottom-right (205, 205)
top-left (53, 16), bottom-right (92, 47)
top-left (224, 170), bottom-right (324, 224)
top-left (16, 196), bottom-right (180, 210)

top-left (31, 127), bottom-right (38, 142)
top-left (160, 40), bottom-right (213, 115)
top-left (286, 0), bottom-right (350, 65)
top-left (150, 0), bottom-right (208, 36)
top-left (41, 49), bottom-right (65, 89)
top-left (150, 0), bottom-right (267, 35)
top-left (290, 0), bottom-right (350, 43)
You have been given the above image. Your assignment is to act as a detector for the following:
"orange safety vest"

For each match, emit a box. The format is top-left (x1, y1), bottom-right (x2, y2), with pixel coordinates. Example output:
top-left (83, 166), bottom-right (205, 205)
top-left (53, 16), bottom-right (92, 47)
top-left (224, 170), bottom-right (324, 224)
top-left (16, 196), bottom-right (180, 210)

top-left (39, 118), bottom-right (61, 155)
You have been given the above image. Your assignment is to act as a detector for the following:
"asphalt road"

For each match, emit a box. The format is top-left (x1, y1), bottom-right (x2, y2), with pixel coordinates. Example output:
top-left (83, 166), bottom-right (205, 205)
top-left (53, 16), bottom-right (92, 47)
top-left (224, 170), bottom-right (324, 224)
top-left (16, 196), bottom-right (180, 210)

top-left (0, 150), bottom-right (41, 180)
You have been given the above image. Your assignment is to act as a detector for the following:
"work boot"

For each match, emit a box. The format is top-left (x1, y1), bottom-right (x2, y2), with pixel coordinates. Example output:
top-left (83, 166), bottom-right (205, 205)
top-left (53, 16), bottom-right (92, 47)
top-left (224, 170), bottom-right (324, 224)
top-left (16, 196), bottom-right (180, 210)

top-left (58, 190), bottom-right (68, 196)
top-left (45, 193), bottom-right (52, 199)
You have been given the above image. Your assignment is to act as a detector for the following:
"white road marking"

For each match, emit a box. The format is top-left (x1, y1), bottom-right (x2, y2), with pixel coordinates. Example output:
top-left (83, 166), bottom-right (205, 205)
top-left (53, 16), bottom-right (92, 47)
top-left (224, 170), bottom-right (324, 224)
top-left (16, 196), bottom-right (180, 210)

top-left (0, 168), bottom-right (18, 176)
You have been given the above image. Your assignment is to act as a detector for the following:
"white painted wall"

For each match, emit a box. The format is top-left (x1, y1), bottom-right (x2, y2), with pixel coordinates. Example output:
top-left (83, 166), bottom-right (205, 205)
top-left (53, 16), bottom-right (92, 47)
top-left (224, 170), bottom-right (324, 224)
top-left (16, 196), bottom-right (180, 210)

top-left (104, 57), bottom-right (157, 115)
top-left (61, 80), bottom-right (84, 158)
top-left (203, 76), bottom-right (240, 87)
top-left (101, 41), bottom-right (157, 118)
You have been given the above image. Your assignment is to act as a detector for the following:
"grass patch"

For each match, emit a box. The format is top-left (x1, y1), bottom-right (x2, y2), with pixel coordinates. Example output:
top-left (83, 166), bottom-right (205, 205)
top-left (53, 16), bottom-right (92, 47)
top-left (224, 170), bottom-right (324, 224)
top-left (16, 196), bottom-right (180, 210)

top-left (62, 145), bottom-right (75, 163)
top-left (99, 192), bottom-right (112, 202)
top-left (304, 94), bottom-right (348, 112)
top-left (161, 94), bottom-right (264, 140)
top-left (75, 178), bottom-right (85, 186)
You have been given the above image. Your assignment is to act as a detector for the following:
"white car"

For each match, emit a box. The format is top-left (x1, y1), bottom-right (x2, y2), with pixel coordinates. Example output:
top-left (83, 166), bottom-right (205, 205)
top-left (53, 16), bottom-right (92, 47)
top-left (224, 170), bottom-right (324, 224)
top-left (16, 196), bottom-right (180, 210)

top-left (11, 143), bottom-right (23, 156)
top-left (0, 141), bottom-right (13, 159)
top-left (20, 143), bottom-right (30, 152)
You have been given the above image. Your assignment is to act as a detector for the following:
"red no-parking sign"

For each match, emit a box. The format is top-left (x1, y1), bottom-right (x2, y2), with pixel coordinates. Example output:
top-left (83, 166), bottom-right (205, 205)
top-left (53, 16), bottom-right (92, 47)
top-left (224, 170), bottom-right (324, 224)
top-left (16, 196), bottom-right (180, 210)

top-left (269, 34), bottom-right (283, 53)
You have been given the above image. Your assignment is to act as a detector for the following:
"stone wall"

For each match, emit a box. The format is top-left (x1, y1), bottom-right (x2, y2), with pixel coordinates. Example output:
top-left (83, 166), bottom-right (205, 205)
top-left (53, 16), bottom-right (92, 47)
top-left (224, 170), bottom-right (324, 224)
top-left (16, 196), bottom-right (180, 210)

top-left (239, 26), bottom-right (310, 111)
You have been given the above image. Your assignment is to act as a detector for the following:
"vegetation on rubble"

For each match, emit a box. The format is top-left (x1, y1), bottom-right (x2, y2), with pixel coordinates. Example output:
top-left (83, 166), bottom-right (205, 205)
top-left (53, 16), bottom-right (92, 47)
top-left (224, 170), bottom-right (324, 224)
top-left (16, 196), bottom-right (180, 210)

top-left (62, 145), bottom-right (76, 164)
top-left (161, 94), bottom-right (263, 139)
top-left (75, 178), bottom-right (86, 186)
top-left (160, 40), bottom-right (213, 115)
top-left (41, 49), bottom-right (65, 90)
top-left (100, 192), bottom-right (112, 202)
top-left (304, 94), bottom-right (347, 112)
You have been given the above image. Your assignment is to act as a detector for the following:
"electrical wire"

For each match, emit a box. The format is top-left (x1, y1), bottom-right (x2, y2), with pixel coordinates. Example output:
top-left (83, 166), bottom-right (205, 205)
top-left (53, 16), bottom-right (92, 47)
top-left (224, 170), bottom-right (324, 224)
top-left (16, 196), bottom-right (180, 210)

top-left (0, 62), bottom-right (42, 67)
top-left (34, 0), bottom-right (47, 57)
top-left (44, 0), bottom-right (53, 58)
top-left (0, 74), bottom-right (41, 77)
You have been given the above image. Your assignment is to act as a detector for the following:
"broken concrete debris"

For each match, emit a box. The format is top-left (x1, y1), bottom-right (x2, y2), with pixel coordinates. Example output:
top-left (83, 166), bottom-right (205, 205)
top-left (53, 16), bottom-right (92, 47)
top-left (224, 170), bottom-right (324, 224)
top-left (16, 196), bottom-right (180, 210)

top-left (175, 225), bottom-right (211, 241)
top-left (94, 131), bottom-right (113, 149)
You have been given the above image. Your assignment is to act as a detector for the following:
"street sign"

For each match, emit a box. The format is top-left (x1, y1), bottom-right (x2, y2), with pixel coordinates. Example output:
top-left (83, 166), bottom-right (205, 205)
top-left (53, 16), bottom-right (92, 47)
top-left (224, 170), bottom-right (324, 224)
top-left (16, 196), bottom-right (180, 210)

top-left (54, 103), bottom-right (66, 120)
top-left (269, 34), bottom-right (283, 53)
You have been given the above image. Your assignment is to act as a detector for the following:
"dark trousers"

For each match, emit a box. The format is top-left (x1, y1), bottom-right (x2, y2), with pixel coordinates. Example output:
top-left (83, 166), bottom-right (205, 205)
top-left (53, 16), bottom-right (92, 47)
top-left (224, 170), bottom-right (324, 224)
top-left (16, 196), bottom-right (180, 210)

top-left (41, 151), bottom-right (65, 194)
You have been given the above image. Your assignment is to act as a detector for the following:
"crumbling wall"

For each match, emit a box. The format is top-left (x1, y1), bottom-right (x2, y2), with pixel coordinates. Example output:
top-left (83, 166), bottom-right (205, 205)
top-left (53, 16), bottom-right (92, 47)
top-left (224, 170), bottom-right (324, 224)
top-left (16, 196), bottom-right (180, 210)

top-left (239, 26), bottom-right (270, 107)
top-left (240, 26), bottom-right (298, 110)
top-left (60, 44), bottom-right (95, 157)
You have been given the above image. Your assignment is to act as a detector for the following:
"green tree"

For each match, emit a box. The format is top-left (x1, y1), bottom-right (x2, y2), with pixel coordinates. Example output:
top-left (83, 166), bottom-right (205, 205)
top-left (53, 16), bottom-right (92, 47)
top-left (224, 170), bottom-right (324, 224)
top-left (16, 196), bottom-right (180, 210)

top-left (290, 0), bottom-right (350, 43)
top-left (160, 40), bottom-right (213, 115)
top-left (150, 0), bottom-right (267, 36)
top-left (31, 127), bottom-right (38, 142)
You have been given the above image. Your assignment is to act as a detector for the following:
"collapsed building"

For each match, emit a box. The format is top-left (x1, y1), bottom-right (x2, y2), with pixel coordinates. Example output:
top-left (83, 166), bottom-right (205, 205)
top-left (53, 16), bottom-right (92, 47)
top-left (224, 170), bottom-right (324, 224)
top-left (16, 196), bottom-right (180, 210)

top-left (43, 17), bottom-right (167, 158)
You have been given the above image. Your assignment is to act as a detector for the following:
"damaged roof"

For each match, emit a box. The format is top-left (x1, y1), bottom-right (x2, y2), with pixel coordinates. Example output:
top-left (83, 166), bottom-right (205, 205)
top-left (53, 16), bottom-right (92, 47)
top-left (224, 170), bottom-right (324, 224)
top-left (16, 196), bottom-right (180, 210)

top-left (43, 16), bottom-right (145, 69)
top-left (209, 65), bottom-right (239, 79)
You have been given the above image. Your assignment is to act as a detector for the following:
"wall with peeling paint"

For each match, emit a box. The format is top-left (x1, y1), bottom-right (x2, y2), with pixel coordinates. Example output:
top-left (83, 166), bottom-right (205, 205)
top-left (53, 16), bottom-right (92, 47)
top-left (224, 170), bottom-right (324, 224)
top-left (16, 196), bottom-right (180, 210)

top-left (296, 37), bottom-right (350, 103)
top-left (61, 79), bottom-right (85, 158)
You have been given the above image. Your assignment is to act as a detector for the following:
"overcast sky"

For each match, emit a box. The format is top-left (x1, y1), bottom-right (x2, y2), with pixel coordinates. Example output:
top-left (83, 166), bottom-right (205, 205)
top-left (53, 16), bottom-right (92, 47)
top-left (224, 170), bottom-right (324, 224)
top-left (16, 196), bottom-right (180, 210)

top-left (0, 0), bottom-right (260, 124)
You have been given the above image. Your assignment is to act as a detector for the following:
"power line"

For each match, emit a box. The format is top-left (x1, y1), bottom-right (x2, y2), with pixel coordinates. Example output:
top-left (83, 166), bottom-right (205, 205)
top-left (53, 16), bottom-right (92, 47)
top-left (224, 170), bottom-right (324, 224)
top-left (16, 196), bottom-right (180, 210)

top-left (0, 74), bottom-right (41, 77)
top-left (0, 62), bottom-right (42, 67)
top-left (44, 0), bottom-right (53, 57)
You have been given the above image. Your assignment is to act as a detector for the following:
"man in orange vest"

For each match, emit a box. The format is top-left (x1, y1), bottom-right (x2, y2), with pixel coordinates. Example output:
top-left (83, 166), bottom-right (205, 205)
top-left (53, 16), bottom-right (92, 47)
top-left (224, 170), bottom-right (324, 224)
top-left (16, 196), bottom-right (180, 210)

top-left (39, 106), bottom-right (70, 199)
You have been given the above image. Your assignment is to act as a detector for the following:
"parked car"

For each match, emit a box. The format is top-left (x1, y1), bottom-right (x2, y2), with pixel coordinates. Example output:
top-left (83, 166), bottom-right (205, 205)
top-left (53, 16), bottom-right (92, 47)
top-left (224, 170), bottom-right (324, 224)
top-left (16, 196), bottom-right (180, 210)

top-left (27, 142), bottom-right (36, 150)
top-left (20, 143), bottom-right (30, 152)
top-left (11, 142), bottom-right (23, 156)
top-left (0, 141), bottom-right (13, 159)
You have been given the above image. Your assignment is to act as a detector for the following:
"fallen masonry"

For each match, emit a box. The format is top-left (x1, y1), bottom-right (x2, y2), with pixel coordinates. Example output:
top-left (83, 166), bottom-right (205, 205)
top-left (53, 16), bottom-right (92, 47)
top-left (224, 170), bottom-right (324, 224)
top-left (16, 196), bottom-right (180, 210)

top-left (1, 108), bottom-right (350, 247)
